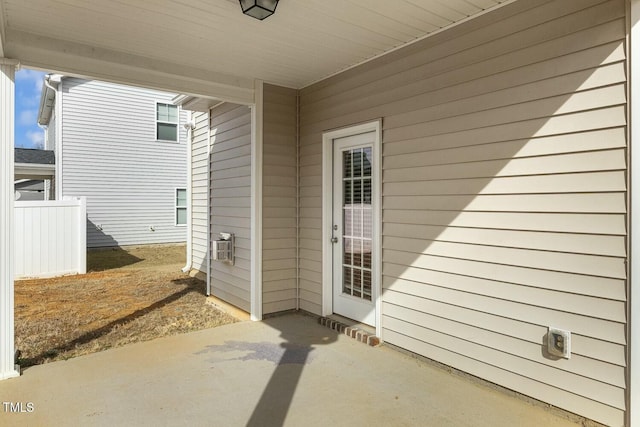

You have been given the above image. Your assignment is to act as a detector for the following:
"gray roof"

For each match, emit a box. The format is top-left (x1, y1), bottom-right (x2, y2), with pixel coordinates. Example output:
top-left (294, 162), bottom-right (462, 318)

top-left (15, 148), bottom-right (55, 165)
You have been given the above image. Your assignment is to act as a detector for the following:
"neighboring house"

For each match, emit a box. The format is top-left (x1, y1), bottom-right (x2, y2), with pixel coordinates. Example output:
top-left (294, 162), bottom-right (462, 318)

top-left (14, 147), bottom-right (55, 200)
top-left (176, 2), bottom-right (630, 425)
top-left (37, 76), bottom-right (188, 248)
top-left (1, 1), bottom-right (640, 426)
top-left (14, 179), bottom-right (44, 201)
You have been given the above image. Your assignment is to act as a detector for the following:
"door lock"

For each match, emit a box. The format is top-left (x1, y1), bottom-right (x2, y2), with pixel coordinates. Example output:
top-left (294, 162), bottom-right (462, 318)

top-left (331, 237), bottom-right (339, 244)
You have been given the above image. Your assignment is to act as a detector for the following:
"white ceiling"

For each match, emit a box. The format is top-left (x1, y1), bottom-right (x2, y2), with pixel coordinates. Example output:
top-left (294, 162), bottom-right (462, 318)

top-left (0, 0), bottom-right (509, 102)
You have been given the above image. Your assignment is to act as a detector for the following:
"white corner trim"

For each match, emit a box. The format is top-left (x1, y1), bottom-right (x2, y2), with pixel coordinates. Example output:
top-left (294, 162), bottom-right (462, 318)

top-left (250, 80), bottom-right (264, 321)
top-left (321, 120), bottom-right (383, 338)
top-left (630, 1), bottom-right (640, 425)
top-left (0, 62), bottom-right (19, 380)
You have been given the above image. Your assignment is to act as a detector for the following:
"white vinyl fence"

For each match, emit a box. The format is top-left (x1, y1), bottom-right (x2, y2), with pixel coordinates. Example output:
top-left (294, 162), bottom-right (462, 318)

top-left (14, 197), bottom-right (87, 279)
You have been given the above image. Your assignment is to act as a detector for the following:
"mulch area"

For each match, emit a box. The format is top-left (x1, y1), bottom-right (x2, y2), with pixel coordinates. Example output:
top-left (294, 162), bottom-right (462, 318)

top-left (15, 245), bottom-right (237, 368)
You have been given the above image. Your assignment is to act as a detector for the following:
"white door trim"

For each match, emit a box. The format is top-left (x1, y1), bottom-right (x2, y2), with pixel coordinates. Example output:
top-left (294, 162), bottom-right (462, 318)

top-left (322, 120), bottom-right (382, 338)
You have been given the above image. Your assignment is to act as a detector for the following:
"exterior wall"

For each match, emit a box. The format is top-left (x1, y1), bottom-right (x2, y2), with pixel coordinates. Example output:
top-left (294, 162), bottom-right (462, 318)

top-left (209, 103), bottom-right (252, 312)
top-left (59, 78), bottom-right (188, 247)
top-left (190, 111), bottom-right (210, 273)
top-left (262, 84), bottom-right (298, 314)
top-left (298, 0), bottom-right (627, 425)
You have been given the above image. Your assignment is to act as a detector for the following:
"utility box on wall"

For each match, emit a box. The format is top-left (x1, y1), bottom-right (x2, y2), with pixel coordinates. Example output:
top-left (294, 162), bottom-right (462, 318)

top-left (548, 327), bottom-right (571, 359)
top-left (212, 232), bottom-right (235, 265)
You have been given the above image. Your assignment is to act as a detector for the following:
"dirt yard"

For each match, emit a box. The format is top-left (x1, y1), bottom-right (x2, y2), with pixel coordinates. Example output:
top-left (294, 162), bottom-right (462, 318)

top-left (15, 245), bottom-right (237, 368)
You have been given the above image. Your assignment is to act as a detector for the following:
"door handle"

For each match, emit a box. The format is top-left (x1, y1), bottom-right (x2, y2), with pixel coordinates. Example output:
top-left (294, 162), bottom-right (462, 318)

top-left (331, 237), bottom-right (339, 244)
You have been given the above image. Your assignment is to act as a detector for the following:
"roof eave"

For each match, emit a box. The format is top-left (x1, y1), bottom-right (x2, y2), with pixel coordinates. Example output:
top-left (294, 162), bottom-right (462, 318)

top-left (36, 74), bottom-right (62, 126)
top-left (14, 163), bottom-right (55, 179)
top-left (173, 94), bottom-right (224, 112)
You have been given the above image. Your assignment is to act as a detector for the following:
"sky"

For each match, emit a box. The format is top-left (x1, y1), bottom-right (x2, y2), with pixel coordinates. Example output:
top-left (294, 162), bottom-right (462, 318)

top-left (15, 69), bottom-right (47, 149)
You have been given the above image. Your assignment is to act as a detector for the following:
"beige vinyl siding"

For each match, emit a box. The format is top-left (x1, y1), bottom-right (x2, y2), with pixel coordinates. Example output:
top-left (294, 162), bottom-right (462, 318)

top-left (262, 84), bottom-right (298, 314)
top-left (298, 0), bottom-right (627, 425)
top-left (190, 111), bottom-right (209, 273)
top-left (60, 78), bottom-right (187, 247)
top-left (209, 103), bottom-right (252, 312)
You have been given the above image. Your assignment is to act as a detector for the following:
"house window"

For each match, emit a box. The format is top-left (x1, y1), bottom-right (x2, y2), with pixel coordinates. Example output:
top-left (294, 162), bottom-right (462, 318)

top-left (176, 188), bottom-right (187, 226)
top-left (157, 103), bottom-right (178, 141)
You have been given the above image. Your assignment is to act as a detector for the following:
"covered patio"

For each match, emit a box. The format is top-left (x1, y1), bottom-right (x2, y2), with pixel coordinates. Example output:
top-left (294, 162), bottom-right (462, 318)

top-left (1, 1), bottom-right (640, 426)
top-left (0, 313), bottom-right (581, 427)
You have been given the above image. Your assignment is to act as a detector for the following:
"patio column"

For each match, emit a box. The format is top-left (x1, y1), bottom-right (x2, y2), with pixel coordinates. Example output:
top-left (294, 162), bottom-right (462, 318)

top-left (0, 59), bottom-right (19, 380)
top-left (250, 79), bottom-right (263, 321)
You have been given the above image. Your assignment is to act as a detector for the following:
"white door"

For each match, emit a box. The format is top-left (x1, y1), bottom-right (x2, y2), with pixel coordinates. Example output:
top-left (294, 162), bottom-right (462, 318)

top-left (332, 131), bottom-right (376, 326)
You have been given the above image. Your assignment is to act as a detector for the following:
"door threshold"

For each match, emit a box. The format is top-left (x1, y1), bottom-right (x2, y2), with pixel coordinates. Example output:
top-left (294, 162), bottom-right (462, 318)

top-left (319, 315), bottom-right (379, 347)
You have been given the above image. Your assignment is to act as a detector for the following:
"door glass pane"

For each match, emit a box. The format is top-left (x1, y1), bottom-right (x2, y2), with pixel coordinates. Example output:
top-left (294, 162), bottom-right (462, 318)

top-left (353, 269), bottom-right (362, 298)
top-left (354, 180), bottom-right (362, 204)
top-left (363, 147), bottom-right (372, 176)
top-left (343, 266), bottom-right (352, 295)
top-left (352, 205), bottom-right (362, 238)
top-left (343, 206), bottom-right (353, 237)
top-left (343, 238), bottom-right (353, 265)
top-left (353, 148), bottom-right (362, 177)
top-left (341, 146), bottom-right (373, 302)
top-left (363, 270), bottom-right (372, 299)
top-left (363, 179), bottom-right (371, 203)
top-left (363, 251), bottom-right (372, 270)
top-left (343, 151), bottom-right (352, 178)
top-left (344, 180), bottom-right (352, 204)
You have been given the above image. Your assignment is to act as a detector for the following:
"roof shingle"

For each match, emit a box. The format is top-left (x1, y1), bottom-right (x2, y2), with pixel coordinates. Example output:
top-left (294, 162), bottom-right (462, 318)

top-left (14, 148), bottom-right (55, 165)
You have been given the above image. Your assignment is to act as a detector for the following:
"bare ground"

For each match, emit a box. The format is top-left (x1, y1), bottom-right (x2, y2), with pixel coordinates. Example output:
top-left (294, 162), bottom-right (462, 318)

top-left (15, 245), bottom-right (237, 368)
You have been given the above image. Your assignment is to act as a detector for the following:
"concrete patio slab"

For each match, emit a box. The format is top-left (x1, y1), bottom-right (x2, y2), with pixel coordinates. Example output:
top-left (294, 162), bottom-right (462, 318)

top-left (0, 313), bottom-right (581, 427)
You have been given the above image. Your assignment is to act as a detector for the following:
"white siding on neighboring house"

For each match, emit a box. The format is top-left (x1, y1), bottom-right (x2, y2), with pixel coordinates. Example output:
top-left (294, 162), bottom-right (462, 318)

top-left (59, 78), bottom-right (188, 247)
top-left (262, 84), bottom-right (298, 314)
top-left (190, 111), bottom-right (210, 273)
top-left (44, 109), bottom-right (56, 199)
top-left (298, 0), bottom-right (627, 425)
top-left (209, 103), bottom-right (252, 312)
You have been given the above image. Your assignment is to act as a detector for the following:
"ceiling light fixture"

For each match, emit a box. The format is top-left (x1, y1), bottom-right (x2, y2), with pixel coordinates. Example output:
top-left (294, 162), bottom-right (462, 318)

top-left (239, 0), bottom-right (279, 20)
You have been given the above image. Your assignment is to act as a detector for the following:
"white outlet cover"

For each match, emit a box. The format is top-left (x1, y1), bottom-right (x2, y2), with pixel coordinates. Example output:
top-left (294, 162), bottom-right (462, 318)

top-left (548, 327), bottom-right (571, 359)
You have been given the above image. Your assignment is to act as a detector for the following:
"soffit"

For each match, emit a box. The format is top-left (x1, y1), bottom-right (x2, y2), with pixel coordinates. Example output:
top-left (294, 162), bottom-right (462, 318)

top-left (1, 0), bottom-right (508, 96)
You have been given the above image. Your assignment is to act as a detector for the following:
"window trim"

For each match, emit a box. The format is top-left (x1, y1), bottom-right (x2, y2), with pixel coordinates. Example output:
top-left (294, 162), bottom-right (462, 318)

top-left (175, 187), bottom-right (187, 226)
top-left (156, 102), bottom-right (179, 143)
